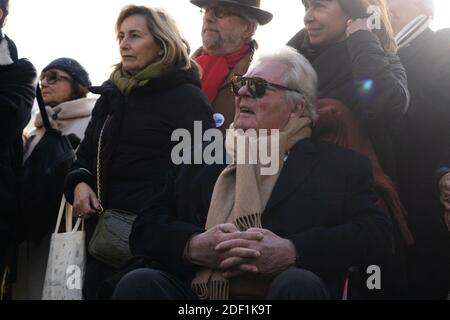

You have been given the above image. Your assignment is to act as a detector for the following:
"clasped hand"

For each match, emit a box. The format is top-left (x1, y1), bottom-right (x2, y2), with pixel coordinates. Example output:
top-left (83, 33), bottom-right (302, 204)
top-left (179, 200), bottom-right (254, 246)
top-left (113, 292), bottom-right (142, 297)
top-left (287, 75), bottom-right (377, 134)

top-left (187, 224), bottom-right (297, 279)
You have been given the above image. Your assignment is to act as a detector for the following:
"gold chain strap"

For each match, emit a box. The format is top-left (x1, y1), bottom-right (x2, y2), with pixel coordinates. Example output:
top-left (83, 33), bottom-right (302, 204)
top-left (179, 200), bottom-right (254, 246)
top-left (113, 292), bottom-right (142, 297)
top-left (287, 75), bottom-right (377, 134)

top-left (96, 116), bottom-right (110, 210)
top-left (0, 266), bottom-right (10, 300)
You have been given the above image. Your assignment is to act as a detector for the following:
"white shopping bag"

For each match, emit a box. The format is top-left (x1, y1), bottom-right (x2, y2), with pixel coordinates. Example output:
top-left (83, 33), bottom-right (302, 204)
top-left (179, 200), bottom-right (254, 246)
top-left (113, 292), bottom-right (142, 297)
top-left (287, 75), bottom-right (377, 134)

top-left (42, 197), bottom-right (85, 300)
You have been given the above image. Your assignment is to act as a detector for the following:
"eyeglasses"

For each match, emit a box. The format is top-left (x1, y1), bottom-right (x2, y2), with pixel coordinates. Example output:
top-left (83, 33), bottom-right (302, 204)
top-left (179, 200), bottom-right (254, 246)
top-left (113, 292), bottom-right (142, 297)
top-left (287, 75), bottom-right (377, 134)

top-left (40, 70), bottom-right (72, 85)
top-left (231, 74), bottom-right (302, 99)
top-left (201, 5), bottom-right (244, 19)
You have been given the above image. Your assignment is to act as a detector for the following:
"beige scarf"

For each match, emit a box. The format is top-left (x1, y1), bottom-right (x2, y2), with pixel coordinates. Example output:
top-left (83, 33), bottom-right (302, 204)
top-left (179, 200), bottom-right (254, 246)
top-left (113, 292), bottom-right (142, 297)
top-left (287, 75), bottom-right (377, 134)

top-left (192, 116), bottom-right (312, 300)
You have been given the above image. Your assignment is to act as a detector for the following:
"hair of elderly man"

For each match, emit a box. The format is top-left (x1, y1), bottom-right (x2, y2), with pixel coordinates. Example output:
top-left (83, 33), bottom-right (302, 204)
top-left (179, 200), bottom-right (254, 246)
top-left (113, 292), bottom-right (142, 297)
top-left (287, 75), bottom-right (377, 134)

top-left (254, 46), bottom-right (319, 121)
top-left (0, 0), bottom-right (9, 28)
top-left (115, 5), bottom-right (192, 70)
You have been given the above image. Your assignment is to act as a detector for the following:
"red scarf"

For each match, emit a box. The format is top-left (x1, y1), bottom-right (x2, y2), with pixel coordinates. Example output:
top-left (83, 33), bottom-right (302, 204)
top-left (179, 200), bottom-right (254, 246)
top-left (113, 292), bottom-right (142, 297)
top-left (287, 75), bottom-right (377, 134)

top-left (195, 43), bottom-right (250, 102)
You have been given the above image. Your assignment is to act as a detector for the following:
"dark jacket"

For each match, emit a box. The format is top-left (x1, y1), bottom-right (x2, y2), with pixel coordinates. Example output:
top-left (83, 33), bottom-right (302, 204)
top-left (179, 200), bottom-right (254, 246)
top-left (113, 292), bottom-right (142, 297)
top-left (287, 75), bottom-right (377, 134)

top-left (0, 35), bottom-right (36, 271)
top-left (288, 30), bottom-right (409, 179)
top-left (64, 65), bottom-right (215, 299)
top-left (393, 28), bottom-right (450, 299)
top-left (131, 139), bottom-right (393, 297)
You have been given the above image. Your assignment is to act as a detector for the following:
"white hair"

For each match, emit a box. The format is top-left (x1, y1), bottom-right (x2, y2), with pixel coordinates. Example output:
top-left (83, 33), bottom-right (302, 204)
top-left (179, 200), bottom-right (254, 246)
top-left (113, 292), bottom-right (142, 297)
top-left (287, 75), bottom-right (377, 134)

top-left (421, 0), bottom-right (435, 17)
top-left (254, 46), bottom-right (319, 121)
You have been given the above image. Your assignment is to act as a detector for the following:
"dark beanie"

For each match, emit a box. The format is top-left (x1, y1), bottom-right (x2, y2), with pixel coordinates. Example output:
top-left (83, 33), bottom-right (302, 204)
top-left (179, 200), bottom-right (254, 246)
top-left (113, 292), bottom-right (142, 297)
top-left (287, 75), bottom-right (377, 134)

top-left (43, 58), bottom-right (91, 87)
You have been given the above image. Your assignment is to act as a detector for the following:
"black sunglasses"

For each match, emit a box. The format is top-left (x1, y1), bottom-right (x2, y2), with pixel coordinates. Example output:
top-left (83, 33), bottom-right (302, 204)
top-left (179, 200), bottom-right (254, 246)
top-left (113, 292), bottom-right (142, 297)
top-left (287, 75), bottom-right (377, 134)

top-left (231, 74), bottom-right (302, 99)
top-left (40, 70), bottom-right (72, 85)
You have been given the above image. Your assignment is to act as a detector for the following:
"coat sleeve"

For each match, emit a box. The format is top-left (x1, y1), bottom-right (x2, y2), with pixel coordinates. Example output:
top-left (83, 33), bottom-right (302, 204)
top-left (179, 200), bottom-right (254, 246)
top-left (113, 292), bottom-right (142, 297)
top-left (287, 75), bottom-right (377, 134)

top-left (64, 97), bottom-right (105, 203)
top-left (287, 156), bottom-right (393, 276)
top-left (130, 166), bottom-right (205, 279)
top-left (0, 59), bottom-right (36, 144)
top-left (347, 30), bottom-right (409, 126)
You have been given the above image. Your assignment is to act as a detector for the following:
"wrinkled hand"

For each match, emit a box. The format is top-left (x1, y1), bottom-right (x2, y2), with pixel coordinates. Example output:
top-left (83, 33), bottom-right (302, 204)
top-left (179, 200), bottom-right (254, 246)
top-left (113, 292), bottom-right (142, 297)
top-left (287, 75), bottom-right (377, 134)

top-left (216, 228), bottom-right (297, 279)
top-left (73, 182), bottom-right (101, 217)
top-left (439, 173), bottom-right (450, 232)
top-left (346, 18), bottom-right (372, 37)
top-left (187, 224), bottom-right (263, 270)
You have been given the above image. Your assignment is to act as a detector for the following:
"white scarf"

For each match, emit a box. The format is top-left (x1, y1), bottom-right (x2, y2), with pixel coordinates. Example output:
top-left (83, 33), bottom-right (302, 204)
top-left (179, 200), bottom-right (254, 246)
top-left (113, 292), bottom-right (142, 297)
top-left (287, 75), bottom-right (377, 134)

top-left (395, 14), bottom-right (432, 49)
top-left (33, 98), bottom-right (96, 130)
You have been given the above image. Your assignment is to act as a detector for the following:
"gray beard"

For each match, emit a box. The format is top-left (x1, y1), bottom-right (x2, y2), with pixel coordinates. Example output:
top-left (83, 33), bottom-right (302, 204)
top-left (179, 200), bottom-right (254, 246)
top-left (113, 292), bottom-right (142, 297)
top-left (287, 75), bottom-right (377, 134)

top-left (202, 32), bottom-right (223, 52)
top-left (202, 30), bottom-right (243, 54)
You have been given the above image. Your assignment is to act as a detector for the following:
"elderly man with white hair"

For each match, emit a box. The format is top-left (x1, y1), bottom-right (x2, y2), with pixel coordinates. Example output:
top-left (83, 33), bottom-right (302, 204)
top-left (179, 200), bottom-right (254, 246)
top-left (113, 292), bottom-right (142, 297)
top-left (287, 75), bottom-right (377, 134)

top-left (111, 47), bottom-right (392, 300)
top-left (387, 0), bottom-right (450, 299)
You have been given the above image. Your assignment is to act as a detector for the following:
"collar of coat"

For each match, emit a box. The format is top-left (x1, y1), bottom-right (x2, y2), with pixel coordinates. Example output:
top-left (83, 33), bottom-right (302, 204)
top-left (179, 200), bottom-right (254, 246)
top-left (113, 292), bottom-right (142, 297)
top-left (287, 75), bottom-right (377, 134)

top-left (0, 33), bottom-right (18, 65)
top-left (192, 39), bottom-right (258, 89)
top-left (395, 14), bottom-right (432, 49)
top-left (90, 63), bottom-right (203, 97)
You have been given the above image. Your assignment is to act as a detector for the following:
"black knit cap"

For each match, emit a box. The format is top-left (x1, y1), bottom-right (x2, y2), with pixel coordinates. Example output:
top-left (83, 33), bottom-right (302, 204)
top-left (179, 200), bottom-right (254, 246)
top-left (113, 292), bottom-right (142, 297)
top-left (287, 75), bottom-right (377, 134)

top-left (42, 58), bottom-right (92, 87)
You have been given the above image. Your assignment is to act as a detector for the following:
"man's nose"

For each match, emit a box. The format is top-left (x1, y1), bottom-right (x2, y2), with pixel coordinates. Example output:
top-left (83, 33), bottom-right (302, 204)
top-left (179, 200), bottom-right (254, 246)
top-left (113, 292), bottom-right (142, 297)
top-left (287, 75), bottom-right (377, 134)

top-left (238, 83), bottom-right (252, 98)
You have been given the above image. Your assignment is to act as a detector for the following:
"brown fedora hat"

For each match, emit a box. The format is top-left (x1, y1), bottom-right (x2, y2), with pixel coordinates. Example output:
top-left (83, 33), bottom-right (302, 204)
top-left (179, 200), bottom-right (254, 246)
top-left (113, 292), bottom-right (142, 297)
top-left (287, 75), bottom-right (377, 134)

top-left (190, 0), bottom-right (273, 25)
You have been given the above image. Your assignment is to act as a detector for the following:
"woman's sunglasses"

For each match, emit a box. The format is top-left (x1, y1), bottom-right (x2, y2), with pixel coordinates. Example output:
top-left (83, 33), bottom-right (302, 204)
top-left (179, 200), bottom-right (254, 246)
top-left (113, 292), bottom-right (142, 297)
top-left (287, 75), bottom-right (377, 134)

top-left (40, 70), bottom-right (72, 85)
top-left (231, 74), bottom-right (302, 99)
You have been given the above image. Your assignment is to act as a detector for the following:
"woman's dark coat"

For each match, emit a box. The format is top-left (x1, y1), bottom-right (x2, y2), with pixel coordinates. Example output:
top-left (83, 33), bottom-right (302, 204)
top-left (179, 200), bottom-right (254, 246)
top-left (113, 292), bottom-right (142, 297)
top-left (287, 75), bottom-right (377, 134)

top-left (393, 28), bottom-right (450, 299)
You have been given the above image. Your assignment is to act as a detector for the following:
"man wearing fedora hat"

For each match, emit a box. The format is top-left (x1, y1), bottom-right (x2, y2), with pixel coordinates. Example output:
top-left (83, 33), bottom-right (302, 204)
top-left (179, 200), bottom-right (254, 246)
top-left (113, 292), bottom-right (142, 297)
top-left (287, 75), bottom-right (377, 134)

top-left (191, 0), bottom-right (273, 131)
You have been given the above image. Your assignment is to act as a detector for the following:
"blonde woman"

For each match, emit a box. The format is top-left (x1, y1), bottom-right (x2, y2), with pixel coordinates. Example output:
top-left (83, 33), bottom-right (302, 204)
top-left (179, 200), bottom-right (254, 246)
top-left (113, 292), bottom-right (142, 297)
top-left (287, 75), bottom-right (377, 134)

top-left (64, 5), bottom-right (214, 299)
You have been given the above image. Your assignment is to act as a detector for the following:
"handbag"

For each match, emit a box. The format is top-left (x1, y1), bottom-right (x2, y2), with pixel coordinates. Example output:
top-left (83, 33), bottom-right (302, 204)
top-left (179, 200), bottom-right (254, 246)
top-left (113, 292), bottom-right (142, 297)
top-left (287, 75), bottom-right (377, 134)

top-left (88, 116), bottom-right (137, 269)
top-left (42, 197), bottom-right (85, 300)
top-left (21, 86), bottom-right (76, 242)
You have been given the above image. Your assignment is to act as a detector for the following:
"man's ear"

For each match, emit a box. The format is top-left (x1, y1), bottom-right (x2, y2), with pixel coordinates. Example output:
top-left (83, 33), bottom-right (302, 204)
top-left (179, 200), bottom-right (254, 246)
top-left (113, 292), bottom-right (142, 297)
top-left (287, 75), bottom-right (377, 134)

top-left (291, 100), bottom-right (306, 118)
top-left (241, 21), bottom-right (257, 41)
top-left (0, 9), bottom-right (3, 23)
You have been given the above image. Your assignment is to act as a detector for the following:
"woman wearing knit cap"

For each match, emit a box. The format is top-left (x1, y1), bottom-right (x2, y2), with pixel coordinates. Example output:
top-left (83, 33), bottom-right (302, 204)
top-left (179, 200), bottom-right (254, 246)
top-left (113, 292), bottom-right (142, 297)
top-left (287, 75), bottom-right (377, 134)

top-left (14, 58), bottom-right (95, 300)
top-left (24, 58), bottom-right (96, 160)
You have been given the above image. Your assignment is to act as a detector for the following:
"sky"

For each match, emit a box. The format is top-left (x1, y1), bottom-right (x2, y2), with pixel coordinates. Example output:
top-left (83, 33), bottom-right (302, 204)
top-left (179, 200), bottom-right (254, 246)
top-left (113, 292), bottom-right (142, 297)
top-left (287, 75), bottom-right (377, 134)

top-left (4, 0), bottom-right (450, 85)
